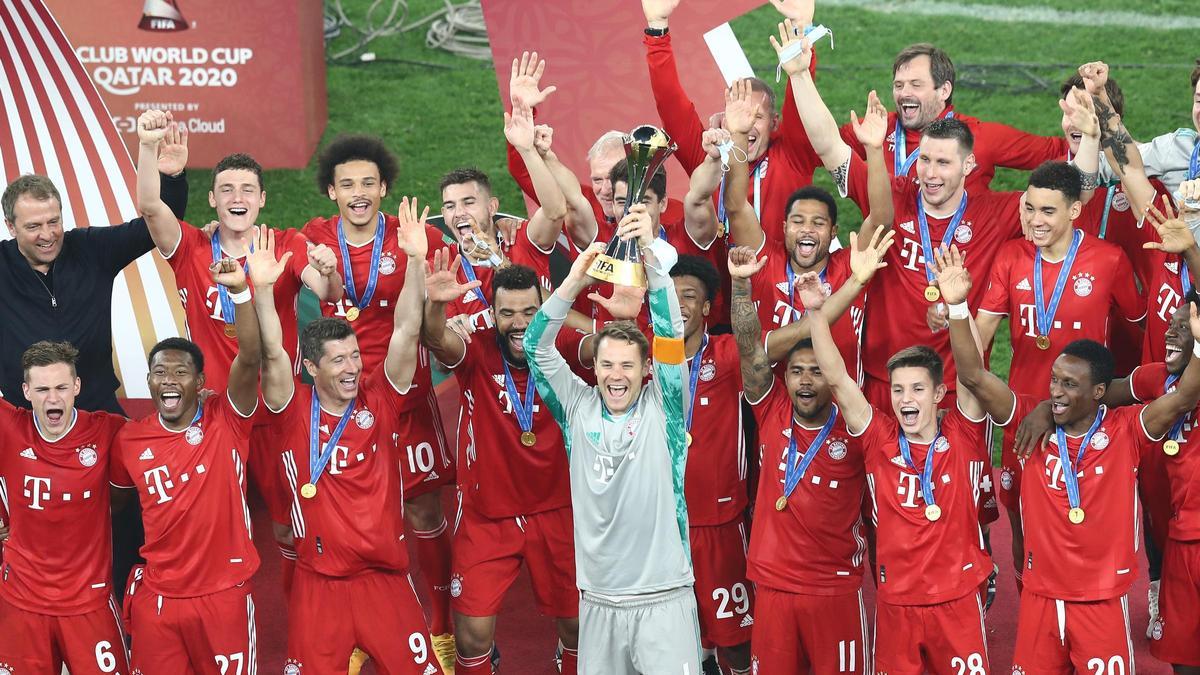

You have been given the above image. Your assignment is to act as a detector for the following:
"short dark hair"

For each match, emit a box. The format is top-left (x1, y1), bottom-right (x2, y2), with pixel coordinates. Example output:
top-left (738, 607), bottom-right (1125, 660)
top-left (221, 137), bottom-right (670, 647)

top-left (148, 337), bottom-right (205, 374)
top-left (212, 153), bottom-right (264, 191)
top-left (670, 255), bottom-right (720, 303)
top-left (922, 117), bottom-right (974, 154)
top-left (887, 345), bottom-right (944, 386)
top-left (301, 317), bottom-right (356, 365)
top-left (22, 341), bottom-right (79, 380)
top-left (1060, 339), bottom-right (1115, 388)
top-left (1059, 74), bottom-right (1125, 117)
top-left (491, 264), bottom-right (541, 305)
top-left (1028, 161), bottom-right (1083, 205)
top-left (744, 77), bottom-right (777, 114)
top-left (784, 186), bottom-right (838, 226)
top-left (609, 159), bottom-right (667, 203)
top-left (439, 167), bottom-right (492, 196)
top-left (785, 338), bottom-right (815, 364)
top-left (1191, 58), bottom-right (1200, 90)
top-left (316, 134), bottom-right (398, 193)
top-left (2, 174), bottom-right (61, 223)
top-left (593, 321), bottom-right (650, 361)
top-left (894, 44), bottom-right (956, 105)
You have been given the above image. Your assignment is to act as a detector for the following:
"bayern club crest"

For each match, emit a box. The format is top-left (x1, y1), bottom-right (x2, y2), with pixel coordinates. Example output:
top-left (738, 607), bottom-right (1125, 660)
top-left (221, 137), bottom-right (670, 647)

top-left (450, 574), bottom-right (463, 598)
top-left (1112, 190), bottom-right (1130, 212)
top-left (355, 409), bottom-right (375, 429)
top-left (284, 659), bottom-right (303, 674)
top-left (0, 663), bottom-right (12, 675)
top-left (699, 362), bottom-right (717, 382)
top-left (379, 253), bottom-right (398, 276)
top-left (1000, 468), bottom-right (1014, 491)
top-left (1151, 617), bottom-right (1164, 640)
top-left (1073, 275), bottom-right (1094, 297)
top-left (954, 223), bottom-right (973, 244)
top-left (1091, 431), bottom-right (1110, 450)
top-left (934, 436), bottom-right (951, 453)
top-left (78, 446), bottom-right (98, 467)
top-left (827, 440), bottom-right (847, 460)
top-left (184, 426), bottom-right (204, 445)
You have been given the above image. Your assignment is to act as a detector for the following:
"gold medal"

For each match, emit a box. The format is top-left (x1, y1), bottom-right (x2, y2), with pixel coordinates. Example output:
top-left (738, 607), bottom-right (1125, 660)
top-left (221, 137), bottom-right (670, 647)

top-left (1035, 335), bottom-right (1051, 351)
top-left (223, 324), bottom-right (237, 338)
top-left (1068, 507), bottom-right (1085, 524)
top-left (686, 432), bottom-right (693, 447)
top-left (1164, 439), bottom-right (1181, 456)
top-left (924, 285), bottom-right (941, 302)
top-left (520, 431), bottom-right (537, 447)
top-left (775, 496), bottom-right (787, 511)
top-left (300, 482), bottom-right (317, 499)
top-left (345, 307), bottom-right (360, 322)
top-left (925, 504), bottom-right (942, 521)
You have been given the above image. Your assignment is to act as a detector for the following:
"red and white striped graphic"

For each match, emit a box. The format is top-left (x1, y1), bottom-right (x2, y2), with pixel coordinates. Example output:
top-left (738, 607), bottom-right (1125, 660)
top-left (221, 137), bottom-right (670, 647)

top-left (0, 0), bottom-right (185, 398)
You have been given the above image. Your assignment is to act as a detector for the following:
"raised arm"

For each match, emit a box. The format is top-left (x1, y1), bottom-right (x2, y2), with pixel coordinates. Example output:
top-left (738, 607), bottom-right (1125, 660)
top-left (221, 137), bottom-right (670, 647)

top-left (771, 21), bottom-right (851, 172)
top-left (729, 246), bottom-right (773, 402)
top-left (1060, 87), bottom-right (1102, 203)
top-left (1144, 302), bottom-right (1200, 438)
top-left (641, 0), bottom-right (707, 174)
top-left (801, 274), bottom-right (870, 432)
top-left (505, 101), bottom-right (567, 251)
top-left (247, 226), bottom-right (297, 411)
top-left (683, 129), bottom-right (727, 249)
top-left (854, 91), bottom-right (895, 241)
top-left (933, 245), bottom-right (1016, 422)
top-left (541, 134), bottom-right (600, 250)
top-left (211, 250), bottom-right (262, 417)
top-left (421, 249), bottom-right (480, 367)
top-left (135, 110), bottom-right (183, 256)
top-left (299, 240), bottom-right (344, 303)
top-left (385, 198), bottom-right (431, 392)
top-left (1088, 65), bottom-right (1156, 219)
top-left (723, 81), bottom-right (767, 250)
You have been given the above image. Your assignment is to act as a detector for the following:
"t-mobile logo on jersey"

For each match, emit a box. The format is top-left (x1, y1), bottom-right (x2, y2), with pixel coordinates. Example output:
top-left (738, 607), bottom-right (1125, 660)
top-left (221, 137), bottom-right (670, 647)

top-left (592, 455), bottom-right (617, 483)
top-left (896, 471), bottom-right (922, 508)
top-left (1043, 454), bottom-right (1065, 491)
top-left (23, 476), bottom-right (51, 510)
top-left (1156, 283), bottom-right (1182, 323)
top-left (899, 238), bottom-right (925, 272)
top-left (144, 466), bottom-right (176, 504)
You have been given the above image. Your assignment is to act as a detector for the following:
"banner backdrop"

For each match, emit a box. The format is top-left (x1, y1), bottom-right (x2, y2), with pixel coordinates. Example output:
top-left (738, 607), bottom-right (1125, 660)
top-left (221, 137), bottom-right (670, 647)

top-left (0, 0), bottom-right (186, 398)
top-left (42, 0), bottom-right (327, 168)
top-left (480, 0), bottom-right (764, 196)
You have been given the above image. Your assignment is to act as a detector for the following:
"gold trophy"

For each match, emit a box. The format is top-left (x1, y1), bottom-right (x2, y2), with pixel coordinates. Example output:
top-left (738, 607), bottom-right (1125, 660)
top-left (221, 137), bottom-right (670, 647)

top-left (139, 0), bottom-right (189, 31)
top-left (587, 125), bottom-right (676, 287)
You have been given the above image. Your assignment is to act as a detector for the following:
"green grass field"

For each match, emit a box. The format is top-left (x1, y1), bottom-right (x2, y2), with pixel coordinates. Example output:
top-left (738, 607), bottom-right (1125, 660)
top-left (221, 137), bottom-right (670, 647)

top-left (182, 0), bottom-right (1198, 456)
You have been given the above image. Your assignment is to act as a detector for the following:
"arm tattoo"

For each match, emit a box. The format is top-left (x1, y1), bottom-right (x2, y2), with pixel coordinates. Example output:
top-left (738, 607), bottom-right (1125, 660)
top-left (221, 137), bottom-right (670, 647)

top-left (731, 277), bottom-right (773, 399)
top-left (1093, 97), bottom-right (1133, 174)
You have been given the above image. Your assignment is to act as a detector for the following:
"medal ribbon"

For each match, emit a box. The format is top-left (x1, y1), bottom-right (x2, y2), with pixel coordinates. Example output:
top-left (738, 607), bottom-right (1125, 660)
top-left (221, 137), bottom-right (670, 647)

top-left (1188, 140), bottom-right (1199, 180)
top-left (1033, 229), bottom-right (1084, 339)
top-left (308, 392), bottom-right (356, 487)
top-left (500, 354), bottom-right (536, 434)
top-left (685, 334), bottom-right (710, 437)
top-left (1183, 259), bottom-right (1193, 296)
top-left (782, 405), bottom-right (839, 500)
top-left (1166, 373), bottom-right (1187, 441)
top-left (716, 156), bottom-right (767, 226)
top-left (897, 425), bottom-right (942, 509)
top-left (211, 231), bottom-right (253, 325)
top-left (786, 263), bottom-right (827, 323)
top-left (337, 212), bottom-right (385, 312)
top-left (915, 191), bottom-right (968, 287)
top-left (894, 111), bottom-right (955, 176)
top-left (1053, 407), bottom-right (1105, 512)
top-left (1098, 188), bottom-right (1115, 239)
top-left (460, 259), bottom-right (489, 309)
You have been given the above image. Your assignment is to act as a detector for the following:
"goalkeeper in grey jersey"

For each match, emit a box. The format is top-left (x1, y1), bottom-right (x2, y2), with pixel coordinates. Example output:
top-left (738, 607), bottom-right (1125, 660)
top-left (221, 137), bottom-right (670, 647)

top-left (524, 204), bottom-right (700, 674)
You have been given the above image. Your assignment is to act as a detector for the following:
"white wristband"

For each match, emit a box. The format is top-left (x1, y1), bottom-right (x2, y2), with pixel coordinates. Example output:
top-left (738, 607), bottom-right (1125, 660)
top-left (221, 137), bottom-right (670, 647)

top-left (1193, 340), bottom-right (1200, 359)
top-left (947, 302), bottom-right (969, 320)
top-left (228, 288), bottom-right (252, 305)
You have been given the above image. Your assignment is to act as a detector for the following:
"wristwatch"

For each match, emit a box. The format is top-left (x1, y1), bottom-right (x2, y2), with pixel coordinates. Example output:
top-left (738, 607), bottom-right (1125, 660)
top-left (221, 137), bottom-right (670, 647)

top-left (644, 26), bottom-right (668, 37)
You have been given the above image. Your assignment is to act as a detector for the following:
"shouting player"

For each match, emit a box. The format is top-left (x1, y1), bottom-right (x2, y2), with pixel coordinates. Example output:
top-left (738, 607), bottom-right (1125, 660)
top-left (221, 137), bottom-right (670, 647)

top-left (260, 201), bottom-right (447, 673)
top-left (111, 252), bottom-right (265, 673)
top-left (0, 342), bottom-right (129, 674)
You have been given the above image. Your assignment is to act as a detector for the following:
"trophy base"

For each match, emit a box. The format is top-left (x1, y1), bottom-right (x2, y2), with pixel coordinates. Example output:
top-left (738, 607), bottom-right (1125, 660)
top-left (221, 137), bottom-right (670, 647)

top-left (588, 254), bottom-right (647, 288)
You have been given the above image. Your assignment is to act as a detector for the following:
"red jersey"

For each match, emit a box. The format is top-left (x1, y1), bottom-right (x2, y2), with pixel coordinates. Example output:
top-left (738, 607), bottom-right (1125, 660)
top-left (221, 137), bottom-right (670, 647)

top-left (0, 405), bottom-right (124, 615)
top-left (111, 395), bottom-right (258, 597)
top-left (1000, 395), bottom-right (1153, 601)
top-left (660, 217), bottom-right (731, 326)
top-left (644, 33), bottom-right (821, 245)
top-left (978, 232), bottom-right (1144, 399)
top-left (267, 374), bottom-right (422, 577)
top-left (844, 107), bottom-right (1060, 193)
top-left (166, 224), bottom-right (309, 391)
top-left (682, 335), bottom-right (747, 526)
top-left (301, 215), bottom-right (452, 482)
top-left (449, 224), bottom-right (554, 331)
top-left (1145, 255), bottom-right (1190, 365)
top-left (1131, 363), bottom-right (1200, 542)
top-left (858, 404), bottom-right (992, 605)
top-left (448, 328), bottom-right (582, 519)
top-left (842, 152), bottom-right (1022, 387)
top-left (749, 244), bottom-right (864, 382)
top-left (746, 383), bottom-right (866, 595)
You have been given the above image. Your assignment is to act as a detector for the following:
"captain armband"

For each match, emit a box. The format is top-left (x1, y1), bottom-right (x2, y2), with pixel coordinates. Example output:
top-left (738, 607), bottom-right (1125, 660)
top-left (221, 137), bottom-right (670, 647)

top-left (653, 336), bottom-right (685, 364)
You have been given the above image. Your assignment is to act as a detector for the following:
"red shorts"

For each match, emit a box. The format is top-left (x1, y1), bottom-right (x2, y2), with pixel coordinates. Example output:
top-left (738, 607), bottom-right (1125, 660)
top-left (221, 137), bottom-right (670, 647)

top-left (288, 566), bottom-right (442, 674)
top-left (1150, 539), bottom-right (1200, 666)
top-left (249, 423), bottom-right (292, 526)
top-left (1012, 591), bottom-right (1133, 675)
top-left (127, 580), bottom-right (256, 675)
top-left (749, 586), bottom-right (869, 674)
top-left (0, 594), bottom-right (129, 675)
top-left (451, 504), bottom-right (577, 618)
top-left (689, 520), bottom-right (753, 648)
top-left (874, 592), bottom-right (989, 675)
top-left (399, 391), bottom-right (455, 499)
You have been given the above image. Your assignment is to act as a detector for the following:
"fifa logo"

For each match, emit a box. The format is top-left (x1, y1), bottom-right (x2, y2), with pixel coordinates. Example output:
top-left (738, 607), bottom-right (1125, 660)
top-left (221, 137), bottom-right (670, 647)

top-left (139, 0), bottom-right (189, 32)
